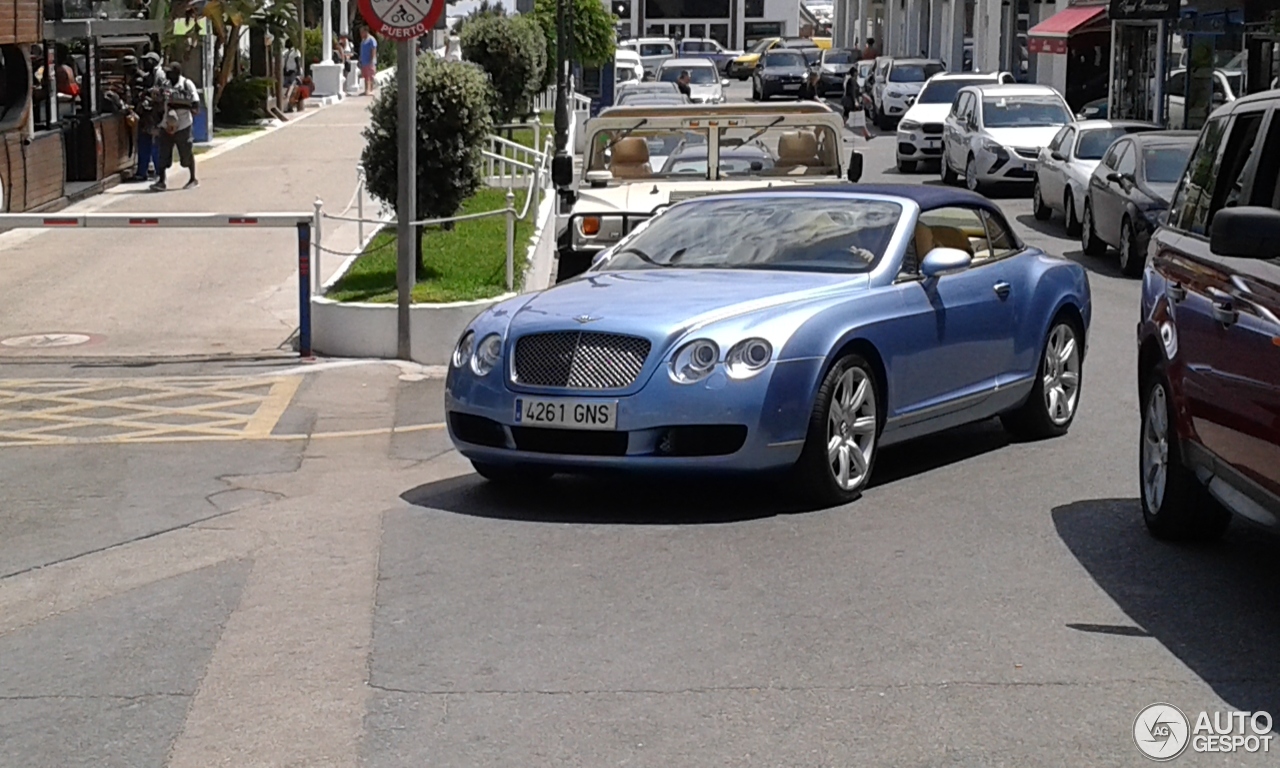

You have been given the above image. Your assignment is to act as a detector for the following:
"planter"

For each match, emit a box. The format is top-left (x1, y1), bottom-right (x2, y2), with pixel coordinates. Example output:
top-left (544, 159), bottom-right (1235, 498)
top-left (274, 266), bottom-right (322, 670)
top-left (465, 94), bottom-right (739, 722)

top-left (312, 191), bottom-right (556, 365)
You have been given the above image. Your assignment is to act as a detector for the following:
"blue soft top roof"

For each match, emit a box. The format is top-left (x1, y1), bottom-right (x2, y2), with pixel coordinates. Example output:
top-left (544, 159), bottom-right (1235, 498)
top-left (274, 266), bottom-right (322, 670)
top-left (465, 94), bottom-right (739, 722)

top-left (756, 184), bottom-right (1006, 216)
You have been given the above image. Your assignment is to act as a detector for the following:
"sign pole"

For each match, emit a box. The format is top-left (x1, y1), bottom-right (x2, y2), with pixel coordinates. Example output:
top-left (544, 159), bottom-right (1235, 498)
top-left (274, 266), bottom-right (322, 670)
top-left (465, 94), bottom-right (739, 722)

top-left (396, 39), bottom-right (416, 361)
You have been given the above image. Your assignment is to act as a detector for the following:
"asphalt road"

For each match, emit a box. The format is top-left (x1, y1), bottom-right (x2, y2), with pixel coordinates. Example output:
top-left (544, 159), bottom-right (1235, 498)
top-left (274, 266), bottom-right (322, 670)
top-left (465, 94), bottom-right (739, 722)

top-left (1, 85), bottom-right (1277, 767)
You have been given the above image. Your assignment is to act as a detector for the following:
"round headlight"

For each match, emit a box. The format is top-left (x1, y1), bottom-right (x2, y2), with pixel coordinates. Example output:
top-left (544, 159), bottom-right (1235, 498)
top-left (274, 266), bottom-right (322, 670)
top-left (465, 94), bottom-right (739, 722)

top-left (471, 333), bottom-right (503, 376)
top-left (452, 331), bottom-right (475, 369)
top-left (669, 339), bottom-right (719, 384)
top-left (725, 338), bottom-right (773, 378)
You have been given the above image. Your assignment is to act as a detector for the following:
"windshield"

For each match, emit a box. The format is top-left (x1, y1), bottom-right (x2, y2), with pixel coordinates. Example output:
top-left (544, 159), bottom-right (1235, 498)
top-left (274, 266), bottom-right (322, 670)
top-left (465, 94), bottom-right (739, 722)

top-left (801, 49), bottom-right (822, 65)
top-left (824, 50), bottom-right (854, 65)
top-left (919, 78), bottom-right (989, 104)
top-left (615, 92), bottom-right (686, 105)
top-left (640, 43), bottom-right (672, 56)
top-left (659, 67), bottom-right (718, 84)
top-left (1143, 146), bottom-right (1193, 183)
top-left (598, 198), bottom-right (902, 273)
top-left (1074, 126), bottom-right (1152, 159)
top-left (889, 63), bottom-right (944, 82)
top-left (747, 38), bottom-right (774, 54)
top-left (763, 51), bottom-right (806, 68)
top-left (982, 96), bottom-right (1071, 128)
top-left (587, 122), bottom-right (840, 180)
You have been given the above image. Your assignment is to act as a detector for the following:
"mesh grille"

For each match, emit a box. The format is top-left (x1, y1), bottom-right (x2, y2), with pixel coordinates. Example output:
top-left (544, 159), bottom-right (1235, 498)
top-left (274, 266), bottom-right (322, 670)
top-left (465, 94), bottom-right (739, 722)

top-left (1012, 147), bottom-right (1039, 160)
top-left (514, 332), bottom-right (651, 389)
top-left (922, 123), bottom-right (944, 135)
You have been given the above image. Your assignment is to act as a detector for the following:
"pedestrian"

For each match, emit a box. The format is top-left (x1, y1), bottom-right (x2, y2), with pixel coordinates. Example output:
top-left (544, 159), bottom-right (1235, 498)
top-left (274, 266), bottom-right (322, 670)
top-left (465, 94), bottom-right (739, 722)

top-left (359, 28), bottom-right (378, 95)
top-left (130, 51), bottom-right (163, 182)
top-left (283, 38), bottom-right (302, 87)
top-left (861, 37), bottom-right (877, 60)
top-left (799, 68), bottom-right (821, 101)
top-left (676, 70), bottom-right (692, 98)
top-left (337, 33), bottom-right (354, 82)
top-left (152, 63), bottom-right (199, 192)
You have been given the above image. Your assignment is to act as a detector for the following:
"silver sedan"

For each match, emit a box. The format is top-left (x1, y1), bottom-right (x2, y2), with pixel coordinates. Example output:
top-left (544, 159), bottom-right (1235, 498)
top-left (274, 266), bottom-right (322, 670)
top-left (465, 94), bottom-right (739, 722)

top-left (1033, 120), bottom-right (1159, 235)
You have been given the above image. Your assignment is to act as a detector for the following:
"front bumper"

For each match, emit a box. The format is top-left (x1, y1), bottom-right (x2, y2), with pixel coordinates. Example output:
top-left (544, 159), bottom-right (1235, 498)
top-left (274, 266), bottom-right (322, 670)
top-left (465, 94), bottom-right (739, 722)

top-left (880, 94), bottom-right (914, 119)
top-left (445, 357), bottom-right (824, 473)
top-left (896, 127), bottom-right (945, 160)
top-left (973, 145), bottom-right (1039, 183)
top-left (760, 77), bottom-right (804, 96)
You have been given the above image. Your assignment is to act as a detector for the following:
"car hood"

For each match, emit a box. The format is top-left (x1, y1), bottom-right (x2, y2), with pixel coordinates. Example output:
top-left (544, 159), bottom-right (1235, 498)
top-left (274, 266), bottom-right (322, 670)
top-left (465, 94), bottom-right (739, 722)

top-left (572, 178), bottom-right (838, 214)
top-left (507, 269), bottom-right (865, 342)
top-left (884, 81), bottom-right (925, 95)
top-left (985, 126), bottom-right (1065, 150)
top-left (900, 102), bottom-right (950, 124)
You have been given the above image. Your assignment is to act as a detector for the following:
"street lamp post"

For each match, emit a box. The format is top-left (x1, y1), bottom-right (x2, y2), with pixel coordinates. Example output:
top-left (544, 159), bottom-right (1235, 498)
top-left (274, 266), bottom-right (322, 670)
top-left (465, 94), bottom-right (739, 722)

top-left (550, 0), bottom-right (574, 199)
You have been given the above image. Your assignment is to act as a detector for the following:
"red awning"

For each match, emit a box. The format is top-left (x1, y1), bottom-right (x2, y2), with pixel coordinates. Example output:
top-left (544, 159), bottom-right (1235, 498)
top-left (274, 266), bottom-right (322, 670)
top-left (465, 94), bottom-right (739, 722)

top-left (1027, 4), bottom-right (1108, 55)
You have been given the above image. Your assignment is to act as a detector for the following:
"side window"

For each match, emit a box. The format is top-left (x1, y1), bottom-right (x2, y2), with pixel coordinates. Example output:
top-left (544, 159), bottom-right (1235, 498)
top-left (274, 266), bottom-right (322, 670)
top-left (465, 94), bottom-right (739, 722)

top-left (979, 210), bottom-right (1021, 261)
top-left (1116, 142), bottom-right (1137, 175)
top-left (1247, 110), bottom-right (1280, 209)
top-left (1102, 143), bottom-right (1122, 170)
top-left (917, 207), bottom-right (989, 263)
top-left (1166, 72), bottom-right (1186, 96)
top-left (1169, 116), bottom-right (1230, 235)
top-left (1048, 127), bottom-right (1068, 152)
top-left (951, 92), bottom-right (965, 118)
top-left (1208, 110), bottom-right (1264, 222)
top-left (1060, 128), bottom-right (1076, 157)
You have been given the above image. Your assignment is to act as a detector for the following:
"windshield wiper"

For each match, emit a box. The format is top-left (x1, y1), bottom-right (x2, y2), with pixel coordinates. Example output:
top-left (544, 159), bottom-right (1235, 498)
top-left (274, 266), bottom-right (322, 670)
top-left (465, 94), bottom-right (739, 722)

top-left (614, 246), bottom-right (670, 268)
top-left (740, 117), bottom-right (785, 146)
top-left (603, 119), bottom-right (649, 154)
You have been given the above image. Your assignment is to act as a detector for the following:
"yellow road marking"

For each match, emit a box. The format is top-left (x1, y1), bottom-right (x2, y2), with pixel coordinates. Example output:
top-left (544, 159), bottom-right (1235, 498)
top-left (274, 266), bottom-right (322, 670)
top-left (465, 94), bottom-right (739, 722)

top-left (243, 376), bottom-right (304, 438)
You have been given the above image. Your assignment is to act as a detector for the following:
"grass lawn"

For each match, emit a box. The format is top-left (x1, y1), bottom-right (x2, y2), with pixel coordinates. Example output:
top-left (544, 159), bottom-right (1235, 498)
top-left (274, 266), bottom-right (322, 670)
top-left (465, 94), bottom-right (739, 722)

top-left (214, 124), bottom-right (266, 139)
top-left (494, 113), bottom-right (555, 151)
top-left (326, 188), bottom-right (534, 304)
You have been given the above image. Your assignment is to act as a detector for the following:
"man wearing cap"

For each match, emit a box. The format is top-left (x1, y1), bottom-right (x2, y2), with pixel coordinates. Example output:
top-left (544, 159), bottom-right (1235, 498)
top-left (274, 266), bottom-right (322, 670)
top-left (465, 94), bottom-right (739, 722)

top-left (130, 52), bottom-right (163, 182)
top-left (152, 62), bottom-right (200, 191)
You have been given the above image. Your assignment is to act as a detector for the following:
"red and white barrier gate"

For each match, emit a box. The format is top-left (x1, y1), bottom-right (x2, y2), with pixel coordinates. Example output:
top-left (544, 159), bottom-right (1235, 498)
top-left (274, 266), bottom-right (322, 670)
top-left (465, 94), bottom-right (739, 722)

top-left (0, 212), bottom-right (315, 356)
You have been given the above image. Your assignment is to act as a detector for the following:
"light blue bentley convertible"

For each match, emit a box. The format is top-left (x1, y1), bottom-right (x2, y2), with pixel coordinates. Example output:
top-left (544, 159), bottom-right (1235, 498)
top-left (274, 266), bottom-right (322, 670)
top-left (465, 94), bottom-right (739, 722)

top-left (445, 185), bottom-right (1091, 505)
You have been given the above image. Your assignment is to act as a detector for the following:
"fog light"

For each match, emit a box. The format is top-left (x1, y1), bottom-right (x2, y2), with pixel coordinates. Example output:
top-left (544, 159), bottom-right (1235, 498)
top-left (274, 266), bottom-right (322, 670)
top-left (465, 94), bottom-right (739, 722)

top-left (582, 216), bottom-right (601, 235)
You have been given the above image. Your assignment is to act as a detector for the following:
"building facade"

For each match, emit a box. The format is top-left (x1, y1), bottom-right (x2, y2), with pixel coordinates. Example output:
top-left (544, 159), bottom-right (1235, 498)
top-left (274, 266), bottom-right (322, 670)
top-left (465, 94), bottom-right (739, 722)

top-left (611, 0), bottom-right (801, 49)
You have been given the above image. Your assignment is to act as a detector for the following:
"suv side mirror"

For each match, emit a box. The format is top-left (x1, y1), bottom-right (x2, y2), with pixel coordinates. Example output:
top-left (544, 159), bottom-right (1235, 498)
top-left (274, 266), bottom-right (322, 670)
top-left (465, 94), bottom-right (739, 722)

top-left (1210, 206), bottom-right (1280, 259)
top-left (920, 247), bottom-right (972, 278)
top-left (552, 154), bottom-right (574, 188)
top-left (847, 151), bottom-right (864, 182)
top-left (1050, 151), bottom-right (1066, 161)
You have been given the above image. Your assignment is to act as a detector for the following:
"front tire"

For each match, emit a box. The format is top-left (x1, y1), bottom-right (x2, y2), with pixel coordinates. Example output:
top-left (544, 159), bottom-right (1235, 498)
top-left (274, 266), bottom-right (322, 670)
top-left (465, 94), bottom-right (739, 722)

top-left (964, 154), bottom-right (983, 193)
top-left (472, 461), bottom-right (553, 485)
top-left (1139, 372), bottom-right (1230, 541)
top-left (940, 152), bottom-right (958, 184)
top-left (1064, 191), bottom-right (1082, 236)
top-left (793, 354), bottom-right (880, 507)
top-left (1001, 317), bottom-right (1083, 440)
top-left (1081, 200), bottom-right (1107, 256)
top-left (1032, 179), bottom-right (1051, 220)
top-left (1118, 217), bottom-right (1145, 277)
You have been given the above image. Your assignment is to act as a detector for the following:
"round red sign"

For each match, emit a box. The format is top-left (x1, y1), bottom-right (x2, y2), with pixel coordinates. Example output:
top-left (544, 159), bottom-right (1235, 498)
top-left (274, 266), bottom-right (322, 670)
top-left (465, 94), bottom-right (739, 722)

top-left (357, 0), bottom-right (442, 40)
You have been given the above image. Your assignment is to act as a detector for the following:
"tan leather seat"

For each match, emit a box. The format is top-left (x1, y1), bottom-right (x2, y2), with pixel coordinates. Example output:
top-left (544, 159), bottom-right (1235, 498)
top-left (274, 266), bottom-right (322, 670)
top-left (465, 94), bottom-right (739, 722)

top-left (914, 222), bottom-right (936, 257)
top-left (773, 130), bottom-right (821, 172)
top-left (610, 137), bottom-right (651, 178)
top-left (928, 225), bottom-right (973, 255)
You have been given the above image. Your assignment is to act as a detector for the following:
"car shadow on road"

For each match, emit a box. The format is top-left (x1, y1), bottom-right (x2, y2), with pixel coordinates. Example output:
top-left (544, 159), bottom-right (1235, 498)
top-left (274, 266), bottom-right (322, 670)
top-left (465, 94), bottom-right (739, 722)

top-left (1053, 498), bottom-right (1280, 716)
top-left (1015, 214), bottom-right (1127, 279)
top-left (869, 417), bottom-right (1011, 489)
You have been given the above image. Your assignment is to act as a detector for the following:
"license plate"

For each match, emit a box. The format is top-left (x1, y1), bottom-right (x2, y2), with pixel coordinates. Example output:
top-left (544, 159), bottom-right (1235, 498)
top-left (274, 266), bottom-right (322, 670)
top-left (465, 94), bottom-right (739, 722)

top-left (924, 138), bottom-right (940, 148)
top-left (514, 398), bottom-right (618, 430)
top-left (783, 83), bottom-right (800, 91)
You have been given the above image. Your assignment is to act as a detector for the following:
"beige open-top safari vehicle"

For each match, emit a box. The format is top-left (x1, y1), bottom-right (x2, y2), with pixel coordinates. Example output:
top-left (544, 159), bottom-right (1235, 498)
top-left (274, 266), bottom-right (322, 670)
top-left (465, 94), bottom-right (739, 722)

top-left (553, 102), bottom-right (864, 280)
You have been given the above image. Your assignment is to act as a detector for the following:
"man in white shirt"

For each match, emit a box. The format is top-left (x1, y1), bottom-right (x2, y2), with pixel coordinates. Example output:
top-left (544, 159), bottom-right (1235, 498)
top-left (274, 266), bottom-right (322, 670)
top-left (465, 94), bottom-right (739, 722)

top-left (152, 63), bottom-right (200, 191)
top-left (283, 39), bottom-right (302, 86)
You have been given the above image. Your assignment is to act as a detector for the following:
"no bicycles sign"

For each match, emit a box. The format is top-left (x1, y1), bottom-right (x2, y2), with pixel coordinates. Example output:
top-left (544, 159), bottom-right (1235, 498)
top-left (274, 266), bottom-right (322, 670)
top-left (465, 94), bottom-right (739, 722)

top-left (358, 0), bottom-right (443, 39)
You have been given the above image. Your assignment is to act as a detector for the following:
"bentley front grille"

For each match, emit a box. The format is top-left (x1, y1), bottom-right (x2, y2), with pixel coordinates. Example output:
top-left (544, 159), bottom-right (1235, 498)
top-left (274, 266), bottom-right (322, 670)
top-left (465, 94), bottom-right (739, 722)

top-left (513, 332), bottom-right (652, 389)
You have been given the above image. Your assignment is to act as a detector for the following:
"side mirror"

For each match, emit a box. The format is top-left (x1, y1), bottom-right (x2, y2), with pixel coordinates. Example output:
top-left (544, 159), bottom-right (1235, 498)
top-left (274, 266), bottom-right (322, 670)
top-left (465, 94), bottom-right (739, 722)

top-left (1209, 206), bottom-right (1280, 259)
top-left (920, 247), bottom-right (972, 278)
top-left (1050, 151), bottom-right (1066, 161)
top-left (552, 154), bottom-right (574, 188)
top-left (847, 152), bottom-right (864, 182)
top-left (1107, 171), bottom-right (1131, 185)
top-left (721, 78), bottom-right (730, 86)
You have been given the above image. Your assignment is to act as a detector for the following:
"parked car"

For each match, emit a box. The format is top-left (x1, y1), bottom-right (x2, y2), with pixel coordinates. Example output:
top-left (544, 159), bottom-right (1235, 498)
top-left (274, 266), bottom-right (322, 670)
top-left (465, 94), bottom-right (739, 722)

top-left (676, 37), bottom-right (742, 74)
top-left (752, 49), bottom-right (810, 101)
top-left (615, 49), bottom-right (643, 86)
top-left (940, 84), bottom-right (1073, 193)
top-left (656, 58), bottom-right (728, 104)
top-left (1080, 131), bottom-right (1197, 275)
top-left (895, 71), bottom-right (1015, 172)
top-left (869, 58), bottom-right (946, 129)
top-left (841, 59), bottom-right (876, 119)
top-left (728, 37), bottom-right (781, 80)
top-left (1137, 91), bottom-right (1280, 541)
top-left (616, 81), bottom-right (681, 100)
top-left (448, 185), bottom-right (1090, 505)
top-left (631, 37), bottom-right (677, 76)
top-left (816, 48), bottom-right (857, 96)
top-left (1077, 97), bottom-right (1107, 120)
top-left (1034, 120), bottom-right (1161, 235)
top-left (1165, 68), bottom-right (1241, 129)
top-left (615, 91), bottom-right (689, 107)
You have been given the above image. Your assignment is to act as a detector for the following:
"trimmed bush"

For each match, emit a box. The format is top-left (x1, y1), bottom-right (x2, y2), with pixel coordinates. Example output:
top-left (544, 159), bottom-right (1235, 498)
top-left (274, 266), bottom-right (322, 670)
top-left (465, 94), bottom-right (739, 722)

top-left (217, 76), bottom-right (271, 125)
top-left (361, 55), bottom-right (495, 249)
top-left (460, 15), bottom-right (546, 123)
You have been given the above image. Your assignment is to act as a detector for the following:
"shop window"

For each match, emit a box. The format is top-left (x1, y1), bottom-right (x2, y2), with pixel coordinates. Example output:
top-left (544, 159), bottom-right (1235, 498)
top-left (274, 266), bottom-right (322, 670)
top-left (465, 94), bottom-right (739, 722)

top-left (1169, 116), bottom-right (1228, 236)
top-left (745, 0), bottom-right (764, 18)
top-left (743, 22), bottom-right (782, 45)
top-left (645, 0), bottom-right (730, 20)
top-left (688, 24), bottom-right (706, 39)
top-left (0, 45), bottom-right (31, 132)
top-left (709, 23), bottom-right (729, 47)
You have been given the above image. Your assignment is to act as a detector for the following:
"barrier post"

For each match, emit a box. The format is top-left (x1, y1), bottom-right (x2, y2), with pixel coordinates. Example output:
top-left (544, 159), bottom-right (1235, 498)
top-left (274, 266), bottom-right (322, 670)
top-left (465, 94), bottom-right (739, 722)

top-left (531, 160), bottom-right (541, 221)
top-left (297, 221), bottom-right (312, 357)
top-left (356, 166), bottom-right (365, 246)
top-left (505, 189), bottom-right (515, 291)
top-left (313, 197), bottom-right (324, 293)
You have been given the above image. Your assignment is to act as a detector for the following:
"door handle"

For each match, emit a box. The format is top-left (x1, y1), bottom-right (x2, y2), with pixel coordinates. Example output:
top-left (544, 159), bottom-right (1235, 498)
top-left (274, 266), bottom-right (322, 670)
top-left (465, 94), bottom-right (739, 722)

top-left (993, 281), bottom-right (1011, 299)
top-left (1167, 282), bottom-right (1186, 302)
top-left (1211, 298), bottom-right (1238, 326)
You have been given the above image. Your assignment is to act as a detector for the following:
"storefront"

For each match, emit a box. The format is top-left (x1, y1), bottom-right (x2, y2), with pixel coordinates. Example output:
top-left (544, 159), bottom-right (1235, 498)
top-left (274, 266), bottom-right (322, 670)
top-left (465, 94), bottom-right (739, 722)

top-left (621, 0), bottom-right (799, 48)
top-left (1027, 1), bottom-right (1110, 111)
top-left (1108, 0), bottom-right (1178, 123)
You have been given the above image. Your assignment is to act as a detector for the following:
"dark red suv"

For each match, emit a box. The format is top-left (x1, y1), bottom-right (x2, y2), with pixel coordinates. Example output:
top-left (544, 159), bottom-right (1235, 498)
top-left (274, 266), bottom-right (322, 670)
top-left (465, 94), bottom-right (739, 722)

top-left (1137, 90), bottom-right (1280, 540)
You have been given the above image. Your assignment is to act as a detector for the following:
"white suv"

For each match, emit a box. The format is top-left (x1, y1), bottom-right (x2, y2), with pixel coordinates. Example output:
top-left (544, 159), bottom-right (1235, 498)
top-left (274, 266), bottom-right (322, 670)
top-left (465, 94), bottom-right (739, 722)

top-left (895, 71), bottom-right (1014, 172)
top-left (869, 58), bottom-right (945, 129)
top-left (940, 84), bottom-right (1073, 193)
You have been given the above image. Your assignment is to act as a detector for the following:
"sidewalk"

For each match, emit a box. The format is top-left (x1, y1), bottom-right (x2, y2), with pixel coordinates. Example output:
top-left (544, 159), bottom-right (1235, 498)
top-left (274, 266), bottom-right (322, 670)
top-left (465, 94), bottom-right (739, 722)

top-left (0, 97), bottom-right (377, 359)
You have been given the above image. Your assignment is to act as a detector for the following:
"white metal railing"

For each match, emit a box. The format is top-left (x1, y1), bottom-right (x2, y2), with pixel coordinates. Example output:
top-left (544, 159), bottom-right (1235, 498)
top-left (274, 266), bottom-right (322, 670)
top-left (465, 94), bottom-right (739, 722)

top-left (484, 125), bottom-right (549, 187)
top-left (532, 86), bottom-right (557, 113)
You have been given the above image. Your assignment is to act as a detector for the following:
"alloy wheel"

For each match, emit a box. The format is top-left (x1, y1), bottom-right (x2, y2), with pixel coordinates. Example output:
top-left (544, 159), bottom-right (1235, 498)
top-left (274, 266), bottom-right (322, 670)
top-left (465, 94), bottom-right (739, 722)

top-left (1042, 324), bottom-right (1081, 426)
top-left (1141, 382), bottom-right (1170, 512)
top-left (965, 156), bottom-right (979, 192)
top-left (826, 366), bottom-right (877, 491)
